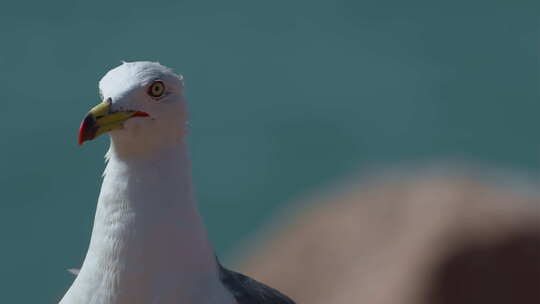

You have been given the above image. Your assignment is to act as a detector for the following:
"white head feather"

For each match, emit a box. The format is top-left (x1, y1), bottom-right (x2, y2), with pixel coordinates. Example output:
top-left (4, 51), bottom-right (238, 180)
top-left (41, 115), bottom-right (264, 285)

top-left (99, 62), bottom-right (187, 159)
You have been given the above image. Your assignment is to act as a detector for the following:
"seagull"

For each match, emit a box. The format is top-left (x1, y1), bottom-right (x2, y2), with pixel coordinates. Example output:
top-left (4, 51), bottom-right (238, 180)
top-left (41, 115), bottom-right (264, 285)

top-left (60, 61), bottom-right (295, 304)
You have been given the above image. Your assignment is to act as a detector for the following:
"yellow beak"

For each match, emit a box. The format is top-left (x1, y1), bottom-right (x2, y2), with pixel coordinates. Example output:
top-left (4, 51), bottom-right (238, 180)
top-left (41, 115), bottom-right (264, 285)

top-left (78, 98), bottom-right (149, 145)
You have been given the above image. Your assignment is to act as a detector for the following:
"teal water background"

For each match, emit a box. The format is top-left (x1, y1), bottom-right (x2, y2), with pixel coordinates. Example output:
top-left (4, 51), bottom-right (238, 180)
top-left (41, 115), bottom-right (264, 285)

top-left (0, 0), bottom-right (538, 302)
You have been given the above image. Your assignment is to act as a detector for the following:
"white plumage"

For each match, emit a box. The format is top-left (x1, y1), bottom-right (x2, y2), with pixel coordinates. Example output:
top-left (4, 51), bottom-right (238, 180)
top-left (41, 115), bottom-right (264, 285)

top-left (61, 62), bottom-right (295, 304)
top-left (61, 62), bottom-right (235, 304)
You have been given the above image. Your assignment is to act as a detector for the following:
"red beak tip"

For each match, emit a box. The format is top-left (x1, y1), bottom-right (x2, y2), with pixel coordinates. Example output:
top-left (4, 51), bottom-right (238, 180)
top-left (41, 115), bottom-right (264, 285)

top-left (78, 113), bottom-right (96, 147)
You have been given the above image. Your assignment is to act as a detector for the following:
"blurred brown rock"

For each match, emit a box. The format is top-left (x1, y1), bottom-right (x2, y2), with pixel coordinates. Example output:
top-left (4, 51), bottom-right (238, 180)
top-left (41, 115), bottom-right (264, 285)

top-left (237, 169), bottom-right (540, 304)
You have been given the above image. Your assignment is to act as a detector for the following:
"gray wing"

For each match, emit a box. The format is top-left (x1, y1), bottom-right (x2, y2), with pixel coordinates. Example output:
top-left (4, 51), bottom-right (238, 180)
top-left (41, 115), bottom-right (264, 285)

top-left (218, 263), bottom-right (296, 304)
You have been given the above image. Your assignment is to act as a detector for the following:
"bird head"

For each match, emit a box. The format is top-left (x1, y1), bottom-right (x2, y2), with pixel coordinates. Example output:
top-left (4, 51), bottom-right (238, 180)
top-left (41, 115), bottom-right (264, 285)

top-left (78, 61), bottom-right (187, 155)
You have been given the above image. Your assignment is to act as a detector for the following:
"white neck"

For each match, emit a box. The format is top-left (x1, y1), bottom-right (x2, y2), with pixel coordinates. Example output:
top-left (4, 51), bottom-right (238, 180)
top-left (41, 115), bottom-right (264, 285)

top-left (60, 139), bottom-right (234, 304)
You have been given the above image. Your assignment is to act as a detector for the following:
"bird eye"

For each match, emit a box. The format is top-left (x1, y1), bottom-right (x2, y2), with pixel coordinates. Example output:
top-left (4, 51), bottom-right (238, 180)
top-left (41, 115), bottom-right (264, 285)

top-left (148, 81), bottom-right (165, 98)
